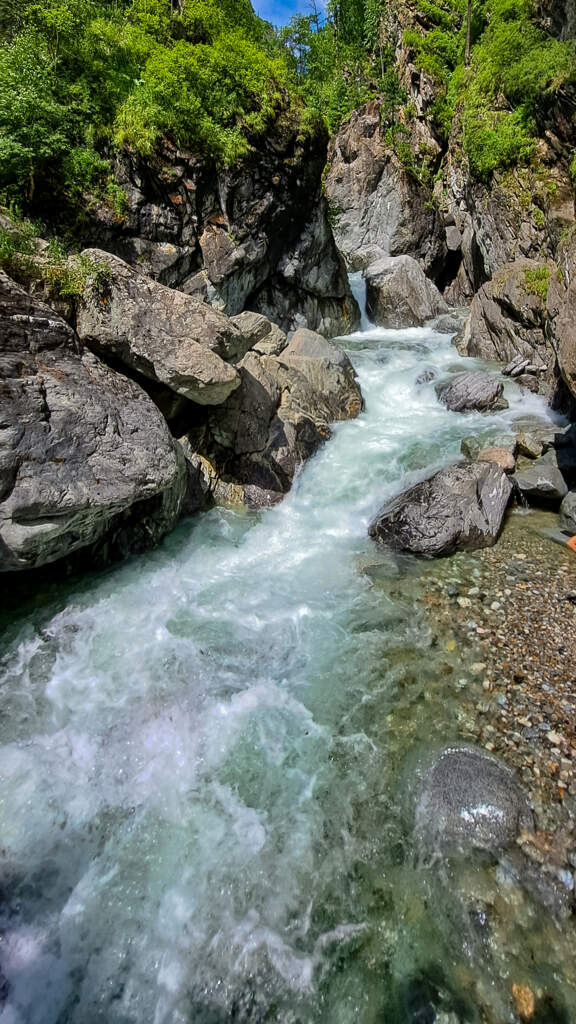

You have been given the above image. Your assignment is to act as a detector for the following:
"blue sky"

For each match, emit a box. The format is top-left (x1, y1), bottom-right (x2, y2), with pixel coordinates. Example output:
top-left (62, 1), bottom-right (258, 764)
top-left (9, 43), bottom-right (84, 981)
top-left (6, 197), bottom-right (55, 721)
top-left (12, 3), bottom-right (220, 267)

top-left (253, 0), bottom-right (321, 26)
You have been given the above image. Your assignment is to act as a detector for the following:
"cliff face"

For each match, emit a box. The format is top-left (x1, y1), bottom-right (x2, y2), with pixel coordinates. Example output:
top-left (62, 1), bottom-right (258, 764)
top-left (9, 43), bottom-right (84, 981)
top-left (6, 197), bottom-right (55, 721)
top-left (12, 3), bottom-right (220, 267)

top-left (82, 122), bottom-right (359, 338)
top-left (324, 0), bottom-right (576, 405)
top-left (324, 101), bottom-right (448, 281)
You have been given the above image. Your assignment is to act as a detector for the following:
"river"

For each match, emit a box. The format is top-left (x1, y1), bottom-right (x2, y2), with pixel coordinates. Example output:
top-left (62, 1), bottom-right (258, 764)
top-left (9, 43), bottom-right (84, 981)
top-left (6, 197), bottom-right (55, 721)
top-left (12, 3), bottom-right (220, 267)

top-left (0, 280), bottom-right (572, 1023)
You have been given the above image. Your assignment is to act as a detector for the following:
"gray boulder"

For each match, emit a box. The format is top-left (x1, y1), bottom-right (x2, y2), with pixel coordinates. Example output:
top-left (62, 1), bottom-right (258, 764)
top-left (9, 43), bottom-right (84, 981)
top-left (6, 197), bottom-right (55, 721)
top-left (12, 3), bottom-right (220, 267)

top-left (229, 311), bottom-right (287, 357)
top-left (559, 491), bottom-right (576, 534)
top-left (0, 272), bottom-right (186, 572)
top-left (182, 333), bottom-right (363, 508)
top-left (76, 249), bottom-right (241, 405)
top-left (513, 450), bottom-right (571, 503)
top-left (365, 255), bottom-right (448, 329)
top-left (280, 328), bottom-right (363, 421)
top-left (410, 745), bottom-right (533, 857)
top-left (435, 371), bottom-right (508, 413)
top-left (368, 462), bottom-right (512, 556)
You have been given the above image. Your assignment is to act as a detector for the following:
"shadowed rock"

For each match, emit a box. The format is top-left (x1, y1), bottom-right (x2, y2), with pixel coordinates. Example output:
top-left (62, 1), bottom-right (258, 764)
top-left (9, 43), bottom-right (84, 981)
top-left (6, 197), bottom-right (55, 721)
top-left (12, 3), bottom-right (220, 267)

top-left (184, 330), bottom-right (363, 508)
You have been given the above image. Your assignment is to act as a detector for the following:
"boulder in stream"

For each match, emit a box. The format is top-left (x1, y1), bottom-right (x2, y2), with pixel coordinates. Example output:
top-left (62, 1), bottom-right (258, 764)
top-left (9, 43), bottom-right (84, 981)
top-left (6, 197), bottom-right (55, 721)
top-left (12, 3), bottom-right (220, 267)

top-left (410, 744), bottom-right (534, 857)
top-left (368, 462), bottom-right (512, 556)
top-left (365, 254), bottom-right (448, 329)
top-left (435, 371), bottom-right (508, 413)
top-left (183, 329), bottom-right (363, 508)
top-left (513, 450), bottom-right (571, 504)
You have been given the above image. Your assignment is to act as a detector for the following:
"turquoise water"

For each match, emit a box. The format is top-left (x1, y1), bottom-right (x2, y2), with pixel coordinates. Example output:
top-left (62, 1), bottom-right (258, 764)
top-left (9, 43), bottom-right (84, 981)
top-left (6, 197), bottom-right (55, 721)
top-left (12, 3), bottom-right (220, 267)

top-left (0, 302), bottom-right (572, 1023)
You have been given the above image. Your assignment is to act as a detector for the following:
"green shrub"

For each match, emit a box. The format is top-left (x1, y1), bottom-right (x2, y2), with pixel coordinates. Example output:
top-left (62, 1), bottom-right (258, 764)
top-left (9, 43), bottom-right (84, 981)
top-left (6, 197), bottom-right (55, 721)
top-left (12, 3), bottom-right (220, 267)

top-left (524, 265), bottom-right (550, 302)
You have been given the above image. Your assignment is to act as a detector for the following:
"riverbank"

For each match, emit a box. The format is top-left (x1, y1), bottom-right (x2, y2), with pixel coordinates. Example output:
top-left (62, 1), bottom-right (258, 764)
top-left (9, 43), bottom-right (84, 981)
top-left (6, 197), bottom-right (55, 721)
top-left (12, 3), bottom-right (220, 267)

top-left (412, 507), bottom-right (576, 854)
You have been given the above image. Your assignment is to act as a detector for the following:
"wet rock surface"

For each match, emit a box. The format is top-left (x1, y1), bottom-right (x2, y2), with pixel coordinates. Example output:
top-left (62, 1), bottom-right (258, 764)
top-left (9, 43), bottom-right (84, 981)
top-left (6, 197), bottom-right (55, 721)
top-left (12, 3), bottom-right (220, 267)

top-left (411, 744), bottom-right (534, 857)
top-left (181, 330), bottom-right (363, 509)
top-left (369, 462), bottom-right (512, 556)
top-left (510, 450), bottom-right (569, 501)
top-left (435, 371), bottom-right (508, 413)
top-left (365, 255), bottom-right (448, 329)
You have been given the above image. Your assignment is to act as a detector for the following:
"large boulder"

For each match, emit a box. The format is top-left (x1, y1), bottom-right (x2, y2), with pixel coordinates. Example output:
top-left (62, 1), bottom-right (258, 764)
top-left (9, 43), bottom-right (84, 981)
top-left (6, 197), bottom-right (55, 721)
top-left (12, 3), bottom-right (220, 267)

top-left (0, 272), bottom-right (186, 572)
top-left (368, 462), bottom-right (512, 556)
top-left (76, 250), bottom-right (241, 405)
top-left (435, 371), bottom-right (508, 413)
top-left (513, 449), bottom-right (573, 504)
top-left (182, 331), bottom-right (363, 508)
top-left (280, 329), bottom-right (363, 421)
top-left (365, 255), bottom-right (448, 329)
top-left (409, 745), bottom-right (534, 857)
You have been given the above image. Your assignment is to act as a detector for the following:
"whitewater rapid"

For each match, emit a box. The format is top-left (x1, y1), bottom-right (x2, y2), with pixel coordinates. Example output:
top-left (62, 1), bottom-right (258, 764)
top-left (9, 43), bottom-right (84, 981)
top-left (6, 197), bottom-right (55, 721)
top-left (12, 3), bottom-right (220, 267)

top-left (0, 286), bottom-right (562, 1023)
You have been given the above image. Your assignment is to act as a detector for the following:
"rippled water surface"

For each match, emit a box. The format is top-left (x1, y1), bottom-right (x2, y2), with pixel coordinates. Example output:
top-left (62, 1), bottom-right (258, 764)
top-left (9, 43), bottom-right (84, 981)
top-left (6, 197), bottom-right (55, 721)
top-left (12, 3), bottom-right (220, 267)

top-left (1, 290), bottom-right (573, 1023)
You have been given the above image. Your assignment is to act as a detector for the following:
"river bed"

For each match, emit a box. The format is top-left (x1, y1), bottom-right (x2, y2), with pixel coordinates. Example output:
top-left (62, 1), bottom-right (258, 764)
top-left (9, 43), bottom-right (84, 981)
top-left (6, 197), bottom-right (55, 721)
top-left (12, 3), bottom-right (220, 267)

top-left (0, 296), bottom-right (574, 1023)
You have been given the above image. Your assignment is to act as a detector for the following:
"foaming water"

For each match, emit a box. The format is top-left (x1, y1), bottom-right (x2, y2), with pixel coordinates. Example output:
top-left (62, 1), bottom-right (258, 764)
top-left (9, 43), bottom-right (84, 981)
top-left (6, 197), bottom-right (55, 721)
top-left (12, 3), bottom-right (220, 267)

top-left (0, 319), bottom-right (568, 1023)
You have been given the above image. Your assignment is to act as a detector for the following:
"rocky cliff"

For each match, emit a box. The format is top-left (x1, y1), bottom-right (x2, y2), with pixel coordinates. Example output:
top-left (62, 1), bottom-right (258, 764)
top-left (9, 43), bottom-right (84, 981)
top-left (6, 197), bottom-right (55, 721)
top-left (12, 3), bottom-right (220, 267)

top-left (324, 0), bottom-right (576, 404)
top-left (82, 122), bottom-right (359, 338)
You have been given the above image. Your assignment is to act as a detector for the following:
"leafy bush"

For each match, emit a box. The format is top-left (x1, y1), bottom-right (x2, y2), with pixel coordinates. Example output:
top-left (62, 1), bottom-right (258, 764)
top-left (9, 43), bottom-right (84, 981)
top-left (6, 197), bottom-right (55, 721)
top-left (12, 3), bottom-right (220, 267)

top-left (524, 265), bottom-right (550, 301)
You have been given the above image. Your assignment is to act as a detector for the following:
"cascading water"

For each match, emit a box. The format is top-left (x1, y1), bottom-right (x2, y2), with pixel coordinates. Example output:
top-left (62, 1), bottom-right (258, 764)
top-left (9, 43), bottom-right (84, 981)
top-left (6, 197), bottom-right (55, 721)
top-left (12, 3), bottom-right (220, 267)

top-left (0, 286), bottom-right (572, 1024)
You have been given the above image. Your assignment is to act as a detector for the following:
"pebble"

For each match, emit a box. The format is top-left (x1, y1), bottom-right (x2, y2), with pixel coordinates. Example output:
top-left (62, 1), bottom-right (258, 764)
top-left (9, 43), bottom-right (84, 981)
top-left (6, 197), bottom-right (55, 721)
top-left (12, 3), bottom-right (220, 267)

top-left (512, 983), bottom-right (535, 1021)
top-left (457, 596), bottom-right (472, 609)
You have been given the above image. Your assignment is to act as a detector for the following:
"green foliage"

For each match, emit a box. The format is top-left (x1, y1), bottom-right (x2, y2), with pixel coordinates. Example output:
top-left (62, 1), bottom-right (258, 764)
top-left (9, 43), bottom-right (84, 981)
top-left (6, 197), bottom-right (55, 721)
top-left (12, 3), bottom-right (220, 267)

top-left (523, 265), bottom-right (550, 301)
top-left (0, 0), bottom-right (299, 207)
top-left (0, 208), bottom-right (113, 296)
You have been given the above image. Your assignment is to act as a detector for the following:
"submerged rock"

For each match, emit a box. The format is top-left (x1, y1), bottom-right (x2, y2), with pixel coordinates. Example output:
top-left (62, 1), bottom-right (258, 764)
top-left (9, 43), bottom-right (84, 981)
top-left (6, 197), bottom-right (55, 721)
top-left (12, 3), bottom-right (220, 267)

top-left (0, 272), bottom-right (186, 572)
top-left (410, 745), bottom-right (534, 857)
top-left (435, 371), bottom-right (508, 413)
top-left (365, 255), bottom-right (448, 329)
top-left (460, 433), bottom-right (516, 460)
top-left (369, 462), bottom-right (512, 556)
